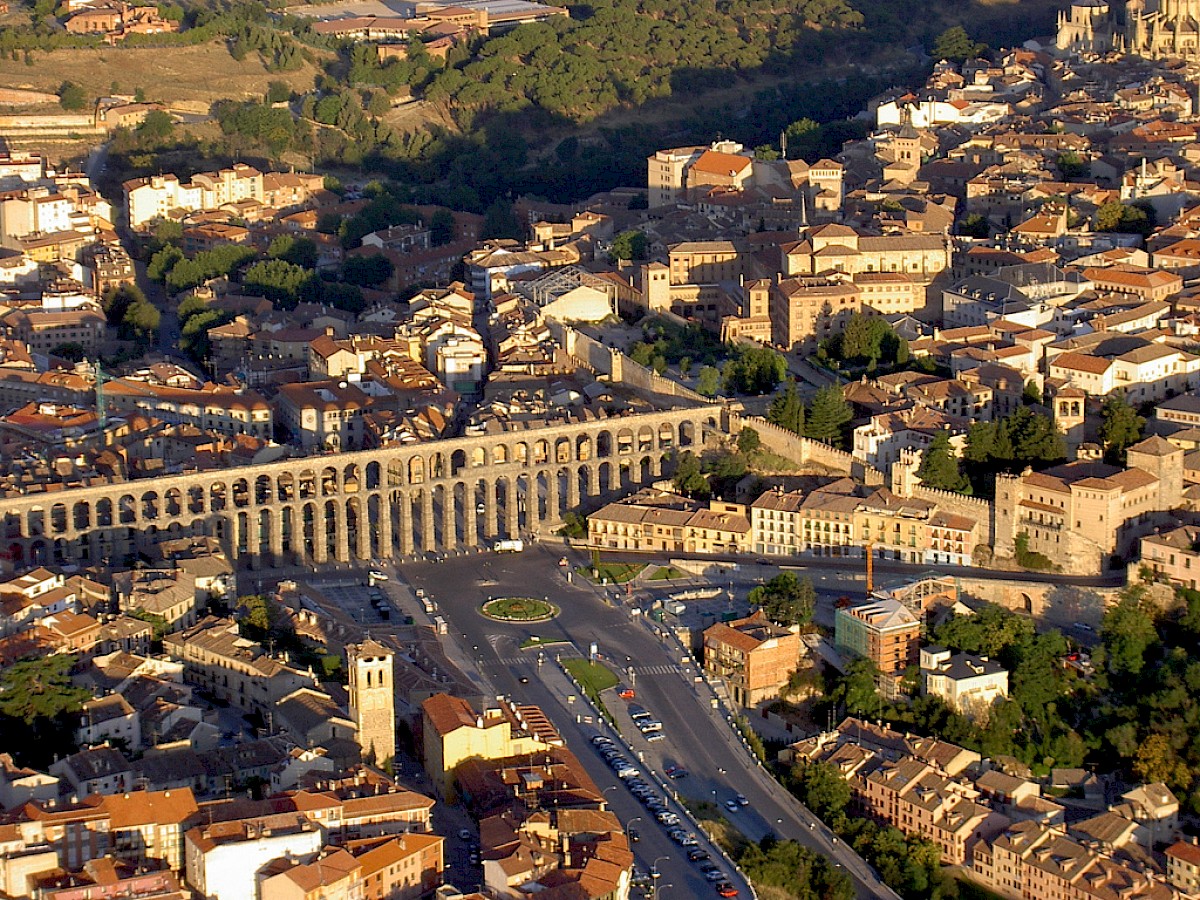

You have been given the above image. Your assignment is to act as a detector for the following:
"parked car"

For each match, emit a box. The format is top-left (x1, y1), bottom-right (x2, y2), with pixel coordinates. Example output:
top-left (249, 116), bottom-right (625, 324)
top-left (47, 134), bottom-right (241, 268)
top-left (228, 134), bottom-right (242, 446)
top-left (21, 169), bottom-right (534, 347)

top-left (716, 882), bottom-right (739, 897)
top-left (723, 799), bottom-right (740, 813)
top-left (618, 686), bottom-right (636, 699)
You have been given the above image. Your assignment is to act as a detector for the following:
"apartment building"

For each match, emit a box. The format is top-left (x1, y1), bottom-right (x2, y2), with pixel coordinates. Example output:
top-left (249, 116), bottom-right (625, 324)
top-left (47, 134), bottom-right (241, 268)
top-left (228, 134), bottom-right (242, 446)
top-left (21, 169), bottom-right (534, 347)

top-left (702, 609), bottom-right (802, 707)
top-left (750, 488), bottom-right (806, 556)
top-left (834, 596), bottom-right (920, 680)
top-left (588, 491), bottom-right (751, 555)
top-left (1139, 524), bottom-right (1200, 588)
top-left (769, 275), bottom-right (861, 351)
top-left (123, 164), bottom-right (263, 231)
top-left (421, 693), bottom-right (563, 798)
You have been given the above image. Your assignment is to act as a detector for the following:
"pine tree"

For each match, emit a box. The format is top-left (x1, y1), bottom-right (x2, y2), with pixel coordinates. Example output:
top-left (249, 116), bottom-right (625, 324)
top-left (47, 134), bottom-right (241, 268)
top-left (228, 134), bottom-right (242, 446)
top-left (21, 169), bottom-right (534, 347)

top-left (805, 384), bottom-right (852, 446)
top-left (917, 431), bottom-right (970, 493)
top-left (767, 379), bottom-right (805, 435)
top-left (1099, 392), bottom-right (1145, 462)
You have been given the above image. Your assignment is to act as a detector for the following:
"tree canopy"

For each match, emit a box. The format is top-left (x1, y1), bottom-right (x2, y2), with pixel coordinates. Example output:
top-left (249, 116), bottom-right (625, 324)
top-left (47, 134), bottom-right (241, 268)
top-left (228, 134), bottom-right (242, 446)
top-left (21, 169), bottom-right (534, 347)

top-left (749, 572), bottom-right (816, 628)
top-left (916, 430), bottom-right (969, 494)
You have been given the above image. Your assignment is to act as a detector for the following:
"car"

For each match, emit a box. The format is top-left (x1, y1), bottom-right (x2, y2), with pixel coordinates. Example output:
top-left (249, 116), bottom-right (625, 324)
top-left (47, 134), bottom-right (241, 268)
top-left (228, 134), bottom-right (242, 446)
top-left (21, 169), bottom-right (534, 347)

top-left (627, 827), bottom-right (640, 843)
top-left (518, 676), bottom-right (529, 684)
top-left (368, 570), bottom-right (388, 582)
top-left (458, 829), bottom-right (472, 841)
top-left (680, 834), bottom-right (699, 847)
top-left (698, 862), bottom-right (720, 875)
top-left (723, 799), bottom-right (740, 813)
top-left (716, 882), bottom-right (739, 897)
top-left (668, 828), bottom-right (687, 843)
top-left (646, 732), bottom-right (666, 742)
top-left (687, 849), bottom-right (710, 862)
top-left (704, 870), bottom-right (727, 882)
top-left (618, 686), bottom-right (635, 699)
top-left (590, 735), bottom-right (611, 746)
top-left (469, 851), bottom-right (481, 865)
top-left (631, 868), bottom-right (651, 888)
top-left (559, 556), bottom-right (569, 567)
top-left (735, 793), bottom-right (749, 806)
top-left (665, 766), bottom-right (689, 779)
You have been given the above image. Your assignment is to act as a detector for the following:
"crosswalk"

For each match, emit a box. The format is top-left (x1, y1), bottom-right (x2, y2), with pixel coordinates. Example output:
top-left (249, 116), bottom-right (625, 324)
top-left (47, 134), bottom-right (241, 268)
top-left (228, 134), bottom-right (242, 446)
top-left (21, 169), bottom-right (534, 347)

top-left (632, 664), bottom-right (682, 676)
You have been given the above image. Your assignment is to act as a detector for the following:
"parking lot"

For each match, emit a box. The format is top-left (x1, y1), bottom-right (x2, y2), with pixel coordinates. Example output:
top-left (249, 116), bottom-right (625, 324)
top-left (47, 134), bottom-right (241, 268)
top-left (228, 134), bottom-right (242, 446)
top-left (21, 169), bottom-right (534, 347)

top-left (314, 578), bottom-right (398, 626)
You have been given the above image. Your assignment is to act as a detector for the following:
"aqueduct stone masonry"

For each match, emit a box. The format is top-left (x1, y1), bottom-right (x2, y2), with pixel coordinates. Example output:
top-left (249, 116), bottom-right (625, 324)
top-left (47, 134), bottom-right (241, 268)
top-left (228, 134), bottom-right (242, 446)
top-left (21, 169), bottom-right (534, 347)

top-left (2, 406), bottom-right (725, 569)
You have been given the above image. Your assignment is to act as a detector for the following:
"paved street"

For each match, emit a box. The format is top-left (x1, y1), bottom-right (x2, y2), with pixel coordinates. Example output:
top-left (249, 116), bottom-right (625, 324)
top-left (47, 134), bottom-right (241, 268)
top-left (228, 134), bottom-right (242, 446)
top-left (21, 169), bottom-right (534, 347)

top-left (391, 545), bottom-right (901, 900)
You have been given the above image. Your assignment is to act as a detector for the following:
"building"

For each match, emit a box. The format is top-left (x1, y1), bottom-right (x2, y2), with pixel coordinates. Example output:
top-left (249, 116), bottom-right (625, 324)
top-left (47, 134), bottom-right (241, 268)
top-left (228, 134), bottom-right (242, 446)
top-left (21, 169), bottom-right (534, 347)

top-left (919, 647), bottom-right (1009, 719)
top-left (702, 609), bottom-right (802, 707)
top-left (356, 833), bottom-right (444, 900)
top-left (1166, 839), bottom-right (1200, 894)
top-left (994, 436), bottom-right (1184, 574)
top-left (421, 694), bottom-right (563, 798)
top-left (588, 491), bottom-right (751, 555)
top-left (184, 814), bottom-right (324, 900)
top-left (348, 639), bottom-right (397, 767)
top-left (834, 597), bottom-right (920, 684)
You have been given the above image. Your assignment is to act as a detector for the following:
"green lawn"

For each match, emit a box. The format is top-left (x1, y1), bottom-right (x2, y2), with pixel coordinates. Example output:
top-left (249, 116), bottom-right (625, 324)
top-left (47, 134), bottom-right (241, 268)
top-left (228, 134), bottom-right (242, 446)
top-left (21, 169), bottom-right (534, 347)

top-left (575, 562), bottom-right (645, 584)
top-left (648, 566), bottom-right (685, 581)
top-left (481, 596), bottom-right (558, 621)
top-left (521, 636), bottom-right (570, 649)
top-left (563, 658), bottom-right (619, 694)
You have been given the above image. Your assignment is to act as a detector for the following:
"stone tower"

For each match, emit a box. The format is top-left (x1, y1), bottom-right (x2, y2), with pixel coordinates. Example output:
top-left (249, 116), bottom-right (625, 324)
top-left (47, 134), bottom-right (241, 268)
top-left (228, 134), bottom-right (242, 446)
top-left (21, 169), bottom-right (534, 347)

top-left (1053, 387), bottom-right (1087, 455)
top-left (347, 639), bottom-right (396, 766)
top-left (1056, 0), bottom-right (1115, 55)
top-left (1127, 435), bottom-right (1184, 509)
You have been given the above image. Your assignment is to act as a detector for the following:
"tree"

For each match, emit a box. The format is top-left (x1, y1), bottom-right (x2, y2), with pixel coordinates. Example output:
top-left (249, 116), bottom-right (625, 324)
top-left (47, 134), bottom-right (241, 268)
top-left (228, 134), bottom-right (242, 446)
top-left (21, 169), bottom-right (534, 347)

top-left (767, 379), bottom-right (805, 435)
top-left (1133, 733), bottom-right (1189, 789)
top-left (1099, 392), bottom-right (1145, 462)
top-left (481, 198), bottom-right (522, 240)
top-left (933, 25), bottom-right (984, 62)
top-left (749, 572), bottom-right (816, 627)
top-left (265, 80), bottom-right (292, 104)
top-left (608, 230), bottom-right (647, 262)
top-left (342, 253), bottom-right (394, 287)
top-left (429, 209), bottom-right (455, 246)
top-left (0, 654), bottom-right (90, 767)
top-left (959, 213), bottom-right (989, 238)
top-left (805, 384), bottom-right (852, 446)
top-left (789, 760), bottom-right (851, 822)
top-left (832, 657), bottom-right (880, 716)
top-left (58, 80), bottom-right (86, 111)
top-left (671, 450), bottom-right (709, 499)
top-left (123, 297), bottom-right (161, 339)
top-left (695, 365), bottom-right (721, 397)
top-left (51, 342), bottom-right (86, 361)
top-left (723, 345), bottom-right (786, 395)
top-left (1057, 150), bottom-right (1089, 179)
top-left (1095, 200), bottom-right (1155, 236)
top-left (916, 430), bottom-right (970, 493)
top-left (1102, 588), bottom-right (1159, 678)
top-left (268, 235), bottom-right (318, 269)
top-left (736, 427), bottom-right (761, 454)
top-left (136, 109), bottom-right (175, 144)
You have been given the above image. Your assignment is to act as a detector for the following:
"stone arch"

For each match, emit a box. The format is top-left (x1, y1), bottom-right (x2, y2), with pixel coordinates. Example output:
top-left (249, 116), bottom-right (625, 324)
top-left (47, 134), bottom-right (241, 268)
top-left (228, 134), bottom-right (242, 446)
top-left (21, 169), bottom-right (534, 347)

top-left (679, 421), bottom-right (696, 447)
top-left (211, 482), bottom-right (228, 513)
top-left (280, 506), bottom-right (295, 558)
top-left (254, 475), bottom-right (270, 505)
top-left (73, 501), bottom-right (90, 531)
top-left (29, 539), bottom-right (47, 566)
top-left (323, 499), bottom-right (338, 559)
top-left (302, 502), bottom-right (317, 558)
top-left (533, 439), bottom-right (549, 465)
top-left (299, 469), bottom-right (316, 499)
top-left (638, 455), bottom-right (653, 483)
top-left (188, 486), bottom-right (205, 515)
top-left (596, 430), bottom-right (613, 458)
top-left (514, 442), bottom-right (530, 466)
top-left (451, 448), bottom-right (467, 476)
top-left (367, 494), bottom-right (383, 558)
top-left (236, 511), bottom-right (250, 556)
top-left (257, 508), bottom-right (272, 556)
top-left (97, 498), bottom-right (113, 527)
top-left (429, 452), bottom-right (446, 480)
top-left (343, 464), bottom-right (361, 493)
top-left (409, 456), bottom-right (425, 484)
top-left (637, 425), bottom-right (654, 452)
top-left (471, 447), bottom-right (487, 468)
top-left (658, 422), bottom-right (675, 449)
top-left (321, 466), bottom-right (338, 497)
top-left (555, 438), bottom-right (572, 464)
top-left (576, 434), bottom-right (592, 462)
top-left (53, 538), bottom-right (69, 565)
top-left (119, 494), bottom-right (136, 525)
top-left (616, 428), bottom-right (634, 455)
top-left (345, 497), bottom-right (362, 559)
top-left (277, 472), bottom-right (295, 503)
top-left (50, 503), bottom-right (67, 535)
top-left (232, 478), bottom-right (249, 509)
top-left (366, 461), bottom-right (381, 490)
top-left (1020, 592), bottom-right (1034, 615)
top-left (433, 482), bottom-right (453, 547)
top-left (492, 444), bottom-right (509, 466)
top-left (578, 463), bottom-right (592, 499)
top-left (165, 488), bottom-right (182, 518)
top-left (141, 491), bottom-right (160, 521)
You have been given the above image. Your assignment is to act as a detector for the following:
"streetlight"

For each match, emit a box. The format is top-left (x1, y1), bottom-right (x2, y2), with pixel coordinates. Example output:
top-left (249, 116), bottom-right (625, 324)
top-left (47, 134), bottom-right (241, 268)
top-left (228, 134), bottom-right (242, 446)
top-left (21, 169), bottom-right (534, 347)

top-left (651, 856), bottom-right (669, 880)
top-left (655, 884), bottom-right (674, 899)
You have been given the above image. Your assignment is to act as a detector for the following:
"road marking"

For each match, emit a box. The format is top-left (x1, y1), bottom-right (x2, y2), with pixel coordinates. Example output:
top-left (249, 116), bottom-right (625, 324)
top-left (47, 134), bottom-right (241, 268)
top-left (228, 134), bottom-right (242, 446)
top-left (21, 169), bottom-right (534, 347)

top-left (631, 664), bottom-right (681, 675)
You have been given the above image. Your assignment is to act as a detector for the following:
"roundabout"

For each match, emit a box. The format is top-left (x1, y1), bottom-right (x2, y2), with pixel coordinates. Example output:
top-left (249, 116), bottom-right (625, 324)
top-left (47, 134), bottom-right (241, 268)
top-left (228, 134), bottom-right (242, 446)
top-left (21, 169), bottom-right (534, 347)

top-left (481, 596), bottom-right (559, 622)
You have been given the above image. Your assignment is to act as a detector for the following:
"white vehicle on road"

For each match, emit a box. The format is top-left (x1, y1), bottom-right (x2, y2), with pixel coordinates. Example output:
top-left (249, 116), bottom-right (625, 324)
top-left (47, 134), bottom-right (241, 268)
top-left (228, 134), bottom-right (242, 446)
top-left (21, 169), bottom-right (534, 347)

top-left (494, 539), bottom-right (524, 552)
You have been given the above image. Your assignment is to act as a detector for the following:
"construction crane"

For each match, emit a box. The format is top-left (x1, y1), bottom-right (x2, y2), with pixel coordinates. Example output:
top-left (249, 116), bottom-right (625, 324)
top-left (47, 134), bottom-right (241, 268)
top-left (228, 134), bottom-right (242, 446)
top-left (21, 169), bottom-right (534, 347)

top-left (865, 540), bottom-right (875, 594)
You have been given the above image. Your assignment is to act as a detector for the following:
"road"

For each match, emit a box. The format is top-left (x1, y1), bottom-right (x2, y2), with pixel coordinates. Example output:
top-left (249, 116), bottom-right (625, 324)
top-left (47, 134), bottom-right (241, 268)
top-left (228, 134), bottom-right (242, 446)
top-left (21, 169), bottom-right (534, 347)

top-left (394, 546), bottom-right (900, 900)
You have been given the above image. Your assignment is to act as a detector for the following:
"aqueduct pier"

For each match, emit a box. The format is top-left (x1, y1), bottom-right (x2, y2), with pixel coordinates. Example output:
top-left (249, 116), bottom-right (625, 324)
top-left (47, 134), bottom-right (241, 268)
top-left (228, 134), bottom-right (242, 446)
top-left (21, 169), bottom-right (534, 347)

top-left (2, 406), bottom-right (725, 569)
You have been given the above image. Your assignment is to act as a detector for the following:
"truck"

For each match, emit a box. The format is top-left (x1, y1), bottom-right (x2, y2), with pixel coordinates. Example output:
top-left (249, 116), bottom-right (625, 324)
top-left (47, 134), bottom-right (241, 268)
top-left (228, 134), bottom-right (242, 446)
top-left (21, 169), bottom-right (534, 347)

top-left (494, 539), bottom-right (525, 553)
